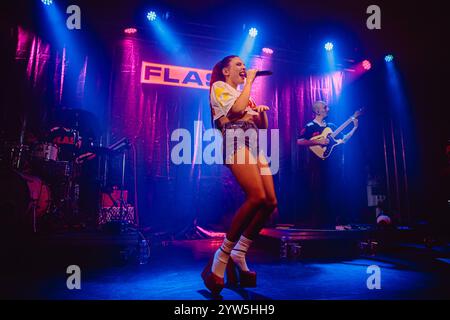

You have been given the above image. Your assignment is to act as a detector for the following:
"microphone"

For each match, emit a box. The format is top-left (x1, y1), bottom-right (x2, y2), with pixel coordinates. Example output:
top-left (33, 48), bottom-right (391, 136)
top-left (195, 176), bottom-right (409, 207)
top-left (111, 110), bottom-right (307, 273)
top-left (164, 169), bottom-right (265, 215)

top-left (255, 70), bottom-right (273, 77)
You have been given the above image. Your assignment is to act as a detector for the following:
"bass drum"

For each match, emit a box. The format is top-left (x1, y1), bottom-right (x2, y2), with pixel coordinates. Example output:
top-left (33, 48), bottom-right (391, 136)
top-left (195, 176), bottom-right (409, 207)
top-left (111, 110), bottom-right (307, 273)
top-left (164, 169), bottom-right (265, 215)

top-left (0, 169), bottom-right (51, 232)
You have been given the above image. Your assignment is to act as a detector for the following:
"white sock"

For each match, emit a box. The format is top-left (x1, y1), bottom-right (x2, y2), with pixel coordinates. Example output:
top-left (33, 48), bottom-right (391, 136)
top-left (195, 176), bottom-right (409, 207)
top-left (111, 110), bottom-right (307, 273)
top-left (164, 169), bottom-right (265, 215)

top-left (211, 237), bottom-right (236, 278)
top-left (231, 235), bottom-right (253, 272)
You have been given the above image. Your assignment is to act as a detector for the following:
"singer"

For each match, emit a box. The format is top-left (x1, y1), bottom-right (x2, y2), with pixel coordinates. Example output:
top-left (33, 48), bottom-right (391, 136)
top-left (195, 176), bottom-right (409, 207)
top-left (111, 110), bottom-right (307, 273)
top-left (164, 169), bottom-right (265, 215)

top-left (201, 55), bottom-right (278, 295)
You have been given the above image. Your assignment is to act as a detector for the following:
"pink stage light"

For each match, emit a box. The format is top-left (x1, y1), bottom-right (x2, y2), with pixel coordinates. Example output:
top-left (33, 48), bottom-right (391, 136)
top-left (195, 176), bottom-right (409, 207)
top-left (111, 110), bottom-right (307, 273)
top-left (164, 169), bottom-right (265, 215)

top-left (262, 47), bottom-right (274, 55)
top-left (124, 28), bottom-right (137, 34)
top-left (362, 60), bottom-right (372, 70)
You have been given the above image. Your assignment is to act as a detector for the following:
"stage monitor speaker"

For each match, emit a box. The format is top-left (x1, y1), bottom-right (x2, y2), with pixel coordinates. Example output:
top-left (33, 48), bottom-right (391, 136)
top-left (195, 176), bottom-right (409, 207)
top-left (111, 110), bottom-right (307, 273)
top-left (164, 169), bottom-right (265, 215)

top-left (99, 206), bottom-right (134, 225)
top-left (101, 190), bottom-right (128, 207)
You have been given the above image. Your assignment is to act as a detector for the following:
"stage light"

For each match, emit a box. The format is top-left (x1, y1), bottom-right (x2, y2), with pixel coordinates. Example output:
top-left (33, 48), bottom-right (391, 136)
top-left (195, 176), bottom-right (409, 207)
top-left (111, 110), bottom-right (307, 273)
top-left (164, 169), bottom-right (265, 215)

top-left (324, 42), bottom-right (334, 51)
top-left (41, 0), bottom-right (53, 5)
top-left (147, 11), bottom-right (157, 21)
top-left (249, 28), bottom-right (258, 38)
top-left (262, 47), bottom-right (273, 55)
top-left (146, 11), bottom-right (185, 62)
top-left (385, 54), bottom-right (394, 62)
top-left (124, 28), bottom-right (137, 34)
top-left (362, 60), bottom-right (372, 70)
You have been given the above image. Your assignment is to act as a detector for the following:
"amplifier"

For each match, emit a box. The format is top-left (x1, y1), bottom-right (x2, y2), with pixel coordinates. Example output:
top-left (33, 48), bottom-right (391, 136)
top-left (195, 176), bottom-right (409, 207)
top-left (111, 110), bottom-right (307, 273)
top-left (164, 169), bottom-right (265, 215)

top-left (99, 206), bottom-right (134, 225)
top-left (101, 190), bottom-right (128, 207)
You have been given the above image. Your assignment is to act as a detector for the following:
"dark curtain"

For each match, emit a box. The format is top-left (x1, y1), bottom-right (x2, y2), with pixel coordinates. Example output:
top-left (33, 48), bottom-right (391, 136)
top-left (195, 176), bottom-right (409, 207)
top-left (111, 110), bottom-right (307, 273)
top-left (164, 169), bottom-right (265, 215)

top-left (4, 26), bottom-right (107, 141)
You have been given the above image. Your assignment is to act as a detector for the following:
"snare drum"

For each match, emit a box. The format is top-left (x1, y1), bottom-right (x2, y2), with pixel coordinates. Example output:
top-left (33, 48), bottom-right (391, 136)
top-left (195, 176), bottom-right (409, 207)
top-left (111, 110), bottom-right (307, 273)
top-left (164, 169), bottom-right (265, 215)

top-left (49, 127), bottom-right (80, 161)
top-left (49, 127), bottom-right (80, 146)
top-left (31, 142), bottom-right (59, 161)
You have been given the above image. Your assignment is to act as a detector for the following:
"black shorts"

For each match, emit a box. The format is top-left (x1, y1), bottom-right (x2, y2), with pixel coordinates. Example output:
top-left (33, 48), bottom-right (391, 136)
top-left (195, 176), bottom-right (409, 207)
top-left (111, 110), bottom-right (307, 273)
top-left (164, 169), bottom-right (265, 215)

top-left (221, 121), bottom-right (259, 164)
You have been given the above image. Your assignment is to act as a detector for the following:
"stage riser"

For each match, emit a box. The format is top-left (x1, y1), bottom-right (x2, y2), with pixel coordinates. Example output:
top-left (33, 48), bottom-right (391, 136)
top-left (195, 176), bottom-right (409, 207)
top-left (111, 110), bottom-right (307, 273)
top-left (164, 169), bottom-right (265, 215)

top-left (2, 229), bottom-right (149, 272)
top-left (257, 236), bottom-right (363, 259)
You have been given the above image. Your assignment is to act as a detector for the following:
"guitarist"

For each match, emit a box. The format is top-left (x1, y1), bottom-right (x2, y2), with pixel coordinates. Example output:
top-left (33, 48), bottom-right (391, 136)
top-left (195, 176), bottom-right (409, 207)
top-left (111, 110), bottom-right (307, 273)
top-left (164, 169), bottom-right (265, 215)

top-left (297, 101), bottom-right (358, 149)
top-left (296, 100), bottom-right (358, 228)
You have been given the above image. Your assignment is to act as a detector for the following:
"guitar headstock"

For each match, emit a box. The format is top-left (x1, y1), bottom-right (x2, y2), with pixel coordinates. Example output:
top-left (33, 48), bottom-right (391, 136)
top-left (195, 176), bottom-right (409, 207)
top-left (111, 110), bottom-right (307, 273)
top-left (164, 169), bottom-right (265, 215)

top-left (352, 107), bottom-right (365, 118)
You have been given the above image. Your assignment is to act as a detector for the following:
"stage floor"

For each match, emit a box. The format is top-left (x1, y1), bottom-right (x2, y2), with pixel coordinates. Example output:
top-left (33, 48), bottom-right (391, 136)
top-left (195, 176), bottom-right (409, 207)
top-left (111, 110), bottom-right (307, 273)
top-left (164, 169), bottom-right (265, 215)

top-left (1, 231), bottom-right (449, 300)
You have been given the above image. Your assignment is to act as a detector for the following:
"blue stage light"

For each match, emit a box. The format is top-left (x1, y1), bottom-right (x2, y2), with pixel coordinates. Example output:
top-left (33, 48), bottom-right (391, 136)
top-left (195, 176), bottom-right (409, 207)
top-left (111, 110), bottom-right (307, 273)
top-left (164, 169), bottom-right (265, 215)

top-left (147, 11), bottom-right (157, 21)
top-left (324, 42), bottom-right (334, 51)
top-left (41, 0), bottom-right (53, 5)
top-left (249, 28), bottom-right (258, 38)
top-left (385, 54), bottom-right (394, 62)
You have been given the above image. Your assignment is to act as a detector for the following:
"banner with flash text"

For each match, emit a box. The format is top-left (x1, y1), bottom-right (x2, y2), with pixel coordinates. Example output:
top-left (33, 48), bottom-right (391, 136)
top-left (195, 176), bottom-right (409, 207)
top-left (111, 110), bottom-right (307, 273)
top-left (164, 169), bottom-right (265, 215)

top-left (141, 61), bottom-right (212, 90)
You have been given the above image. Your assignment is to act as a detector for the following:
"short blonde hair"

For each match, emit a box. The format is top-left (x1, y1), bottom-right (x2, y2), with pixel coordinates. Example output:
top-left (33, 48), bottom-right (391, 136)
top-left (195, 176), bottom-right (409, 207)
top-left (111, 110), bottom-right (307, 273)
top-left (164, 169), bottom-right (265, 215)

top-left (312, 100), bottom-right (327, 113)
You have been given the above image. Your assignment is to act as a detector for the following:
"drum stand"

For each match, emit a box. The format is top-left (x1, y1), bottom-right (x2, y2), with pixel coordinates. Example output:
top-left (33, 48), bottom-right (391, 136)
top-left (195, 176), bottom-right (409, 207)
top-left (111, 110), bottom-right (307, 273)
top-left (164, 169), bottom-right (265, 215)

top-left (32, 201), bottom-right (37, 233)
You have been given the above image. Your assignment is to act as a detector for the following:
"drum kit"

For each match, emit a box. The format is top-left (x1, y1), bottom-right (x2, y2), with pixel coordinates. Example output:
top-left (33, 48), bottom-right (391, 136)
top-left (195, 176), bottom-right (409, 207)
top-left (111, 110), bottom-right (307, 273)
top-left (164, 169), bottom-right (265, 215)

top-left (0, 108), bottom-right (108, 232)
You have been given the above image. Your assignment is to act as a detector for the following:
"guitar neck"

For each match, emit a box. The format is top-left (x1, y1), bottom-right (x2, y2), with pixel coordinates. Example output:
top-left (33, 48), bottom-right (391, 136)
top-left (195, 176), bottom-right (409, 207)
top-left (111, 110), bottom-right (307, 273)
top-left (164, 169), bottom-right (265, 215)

top-left (330, 117), bottom-right (353, 138)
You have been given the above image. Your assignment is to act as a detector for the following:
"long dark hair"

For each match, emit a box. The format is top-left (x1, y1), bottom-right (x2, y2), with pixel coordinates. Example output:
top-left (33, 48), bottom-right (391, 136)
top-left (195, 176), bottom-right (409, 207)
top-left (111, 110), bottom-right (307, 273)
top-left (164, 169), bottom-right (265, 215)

top-left (209, 55), bottom-right (238, 128)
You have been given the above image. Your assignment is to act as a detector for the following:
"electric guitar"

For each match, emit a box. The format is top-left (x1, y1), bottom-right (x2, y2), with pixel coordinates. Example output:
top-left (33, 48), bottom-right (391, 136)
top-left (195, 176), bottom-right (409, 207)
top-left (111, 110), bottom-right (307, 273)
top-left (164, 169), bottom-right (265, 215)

top-left (309, 108), bottom-right (363, 159)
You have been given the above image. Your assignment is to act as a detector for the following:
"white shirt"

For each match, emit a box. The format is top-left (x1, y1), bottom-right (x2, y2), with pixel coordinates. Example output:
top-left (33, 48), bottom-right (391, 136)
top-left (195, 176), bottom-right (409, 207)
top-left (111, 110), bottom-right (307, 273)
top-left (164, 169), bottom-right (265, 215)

top-left (210, 81), bottom-right (259, 121)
